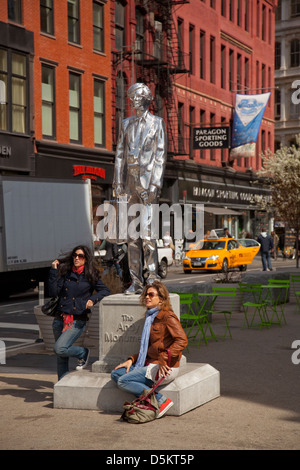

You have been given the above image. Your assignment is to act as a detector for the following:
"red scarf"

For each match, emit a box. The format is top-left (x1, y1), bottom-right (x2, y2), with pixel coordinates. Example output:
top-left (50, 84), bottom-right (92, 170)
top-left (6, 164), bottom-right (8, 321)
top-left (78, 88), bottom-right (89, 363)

top-left (62, 265), bottom-right (85, 332)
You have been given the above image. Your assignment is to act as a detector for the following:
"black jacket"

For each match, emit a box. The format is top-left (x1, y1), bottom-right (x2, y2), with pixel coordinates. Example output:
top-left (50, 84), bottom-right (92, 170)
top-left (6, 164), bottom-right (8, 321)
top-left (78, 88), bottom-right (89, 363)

top-left (48, 267), bottom-right (110, 319)
top-left (257, 233), bottom-right (273, 253)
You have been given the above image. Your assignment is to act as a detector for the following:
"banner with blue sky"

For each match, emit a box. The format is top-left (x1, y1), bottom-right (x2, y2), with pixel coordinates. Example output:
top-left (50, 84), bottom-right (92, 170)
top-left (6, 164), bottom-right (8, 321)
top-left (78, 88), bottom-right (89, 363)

top-left (230, 93), bottom-right (270, 159)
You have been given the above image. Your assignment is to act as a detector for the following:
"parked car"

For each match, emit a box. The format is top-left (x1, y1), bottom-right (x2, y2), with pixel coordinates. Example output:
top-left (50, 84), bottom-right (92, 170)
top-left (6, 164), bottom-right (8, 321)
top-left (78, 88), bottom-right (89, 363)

top-left (182, 237), bottom-right (260, 274)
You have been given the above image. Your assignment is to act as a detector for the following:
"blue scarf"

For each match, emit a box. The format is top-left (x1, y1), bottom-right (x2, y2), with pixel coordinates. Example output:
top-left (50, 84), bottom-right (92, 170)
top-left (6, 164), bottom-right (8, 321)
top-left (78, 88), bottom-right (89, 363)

top-left (134, 307), bottom-right (160, 369)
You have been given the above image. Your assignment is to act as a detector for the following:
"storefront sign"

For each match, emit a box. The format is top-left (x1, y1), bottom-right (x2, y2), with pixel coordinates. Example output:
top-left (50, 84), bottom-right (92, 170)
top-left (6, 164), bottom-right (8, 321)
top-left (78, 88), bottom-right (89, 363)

top-left (73, 165), bottom-right (106, 181)
top-left (179, 179), bottom-right (271, 206)
top-left (193, 127), bottom-right (230, 149)
top-left (0, 135), bottom-right (32, 172)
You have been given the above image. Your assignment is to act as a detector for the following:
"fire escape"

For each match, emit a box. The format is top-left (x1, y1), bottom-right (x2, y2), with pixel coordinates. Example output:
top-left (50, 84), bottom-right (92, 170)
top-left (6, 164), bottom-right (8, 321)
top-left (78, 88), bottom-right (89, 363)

top-left (112, 0), bottom-right (190, 157)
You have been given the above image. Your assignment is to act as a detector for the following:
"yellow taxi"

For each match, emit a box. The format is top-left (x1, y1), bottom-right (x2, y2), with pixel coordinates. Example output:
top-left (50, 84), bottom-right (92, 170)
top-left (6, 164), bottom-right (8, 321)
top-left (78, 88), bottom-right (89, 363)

top-left (183, 237), bottom-right (261, 273)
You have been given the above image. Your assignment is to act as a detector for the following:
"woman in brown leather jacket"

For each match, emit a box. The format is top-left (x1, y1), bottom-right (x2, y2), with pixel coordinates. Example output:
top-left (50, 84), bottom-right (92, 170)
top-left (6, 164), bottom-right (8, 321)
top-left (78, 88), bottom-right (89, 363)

top-left (111, 280), bottom-right (188, 418)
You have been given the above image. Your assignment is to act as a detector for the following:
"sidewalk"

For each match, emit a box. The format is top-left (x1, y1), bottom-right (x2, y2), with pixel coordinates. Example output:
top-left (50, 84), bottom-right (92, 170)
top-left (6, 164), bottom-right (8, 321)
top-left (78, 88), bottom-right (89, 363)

top-left (0, 283), bottom-right (300, 450)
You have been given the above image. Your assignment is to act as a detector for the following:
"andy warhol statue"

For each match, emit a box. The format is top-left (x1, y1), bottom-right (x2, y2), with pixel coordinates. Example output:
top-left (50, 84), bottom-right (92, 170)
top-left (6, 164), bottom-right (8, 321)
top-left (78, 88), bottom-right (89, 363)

top-left (113, 83), bottom-right (167, 294)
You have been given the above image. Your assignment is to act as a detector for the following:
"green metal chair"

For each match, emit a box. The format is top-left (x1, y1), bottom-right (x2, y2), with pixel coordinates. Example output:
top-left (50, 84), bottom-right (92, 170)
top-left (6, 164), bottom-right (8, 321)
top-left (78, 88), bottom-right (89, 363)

top-left (266, 279), bottom-right (289, 325)
top-left (210, 287), bottom-right (237, 339)
top-left (175, 292), bottom-right (216, 345)
top-left (295, 292), bottom-right (300, 313)
top-left (291, 275), bottom-right (300, 313)
top-left (239, 284), bottom-right (270, 329)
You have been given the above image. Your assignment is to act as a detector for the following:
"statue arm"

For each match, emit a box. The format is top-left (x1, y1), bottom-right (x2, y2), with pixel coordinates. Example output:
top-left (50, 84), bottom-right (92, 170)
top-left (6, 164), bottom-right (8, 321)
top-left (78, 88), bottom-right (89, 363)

top-left (113, 121), bottom-right (125, 195)
top-left (149, 119), bottom-right (167, 195)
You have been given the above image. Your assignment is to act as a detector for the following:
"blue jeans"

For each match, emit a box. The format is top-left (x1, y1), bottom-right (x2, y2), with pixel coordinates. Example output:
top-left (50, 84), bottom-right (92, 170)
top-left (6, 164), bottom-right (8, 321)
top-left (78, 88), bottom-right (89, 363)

top-left (261, 251), bottom-right (272, 271)
top-left (52, 317), bottom-right (87, 380)
top-left (111, 366), bottom-right (165, 404)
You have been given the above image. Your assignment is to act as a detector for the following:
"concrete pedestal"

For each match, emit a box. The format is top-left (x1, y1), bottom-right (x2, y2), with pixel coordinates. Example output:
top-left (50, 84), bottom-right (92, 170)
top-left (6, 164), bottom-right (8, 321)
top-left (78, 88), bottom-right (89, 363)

top-left (54, 362), bottom-right (220, 416)
top-left (92, 293), bottom-right (179, 373)
top-left (53, 292), bottom-right (220, 415)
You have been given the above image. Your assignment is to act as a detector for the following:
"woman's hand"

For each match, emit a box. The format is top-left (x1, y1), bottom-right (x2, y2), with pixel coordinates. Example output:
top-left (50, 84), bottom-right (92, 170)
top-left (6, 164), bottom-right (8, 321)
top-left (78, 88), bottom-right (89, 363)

top-left (158, 364), bottom-right (171, 378)
top-left (86, 299), bottom-right (94, 309)
top-left (114, 359), bottom-right (133, 373)
top-left (52, 259), bottom-right (60, 269)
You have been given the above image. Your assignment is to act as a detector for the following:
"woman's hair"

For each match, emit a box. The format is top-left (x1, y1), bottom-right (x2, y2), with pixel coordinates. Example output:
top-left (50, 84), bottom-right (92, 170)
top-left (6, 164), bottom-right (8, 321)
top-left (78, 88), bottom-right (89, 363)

top-left (57, 245), bottom-right (100, 284)
top-left (140, 280), bottom-right (173, 311)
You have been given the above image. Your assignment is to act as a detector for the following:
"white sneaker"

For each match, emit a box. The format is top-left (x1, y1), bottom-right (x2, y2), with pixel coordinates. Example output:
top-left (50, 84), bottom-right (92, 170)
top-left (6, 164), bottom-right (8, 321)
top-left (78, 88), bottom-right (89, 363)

top-left (76, 348), bottom-right (90, 370)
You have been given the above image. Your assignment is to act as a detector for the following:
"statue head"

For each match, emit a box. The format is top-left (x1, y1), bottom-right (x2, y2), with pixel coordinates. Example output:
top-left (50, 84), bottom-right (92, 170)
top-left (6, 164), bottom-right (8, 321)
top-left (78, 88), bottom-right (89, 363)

top-left (128, 83), bottom-right (153, 112)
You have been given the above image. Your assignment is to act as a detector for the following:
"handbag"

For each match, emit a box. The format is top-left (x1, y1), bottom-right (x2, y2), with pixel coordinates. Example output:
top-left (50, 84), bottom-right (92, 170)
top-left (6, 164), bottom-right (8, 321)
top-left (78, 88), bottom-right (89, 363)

top-left (121, 349), bottom-right (171, 424)
top-left (41, 296), bottom-right (59, 316)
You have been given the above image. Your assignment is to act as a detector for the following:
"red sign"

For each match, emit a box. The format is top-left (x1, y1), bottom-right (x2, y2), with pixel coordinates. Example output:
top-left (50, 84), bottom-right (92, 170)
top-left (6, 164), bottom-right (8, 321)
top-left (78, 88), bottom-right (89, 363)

top-left (73, 165), bottom-right (106, 181)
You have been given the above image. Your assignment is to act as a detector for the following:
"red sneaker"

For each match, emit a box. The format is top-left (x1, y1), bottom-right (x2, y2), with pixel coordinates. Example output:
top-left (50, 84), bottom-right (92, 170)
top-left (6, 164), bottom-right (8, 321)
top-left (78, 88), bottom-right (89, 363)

top-left (157, 398), bottom-right (174, 418)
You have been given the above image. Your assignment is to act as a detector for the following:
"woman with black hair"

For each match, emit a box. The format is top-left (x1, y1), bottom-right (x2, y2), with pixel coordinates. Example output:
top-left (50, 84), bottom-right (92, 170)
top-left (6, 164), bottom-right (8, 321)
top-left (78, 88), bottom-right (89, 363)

top-left (49, 245), bottom-right (110, 380)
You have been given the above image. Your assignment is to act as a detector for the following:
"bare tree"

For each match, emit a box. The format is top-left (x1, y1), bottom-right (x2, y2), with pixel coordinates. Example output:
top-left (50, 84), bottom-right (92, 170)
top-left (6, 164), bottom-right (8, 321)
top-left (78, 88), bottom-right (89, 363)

top-left (258, 136), bottom-right (300, 268)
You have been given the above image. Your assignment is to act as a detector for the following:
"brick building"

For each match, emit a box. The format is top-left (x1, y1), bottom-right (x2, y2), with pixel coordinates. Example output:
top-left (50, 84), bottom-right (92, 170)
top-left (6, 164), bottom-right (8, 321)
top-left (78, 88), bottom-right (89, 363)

top-left (0, 0), bottom-right (114, 212)
top-left (110, 0), bottom-right (278, 238)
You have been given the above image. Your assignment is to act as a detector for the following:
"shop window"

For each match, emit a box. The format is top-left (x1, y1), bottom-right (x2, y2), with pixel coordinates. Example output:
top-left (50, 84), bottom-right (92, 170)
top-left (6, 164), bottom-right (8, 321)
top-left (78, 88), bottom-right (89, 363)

top-left (94, 79), bottom-right (105, 146)
top-left (42, 64), bottom-right (55, 138)
top-left (69, 72), bottom-right (81, 143)
top-left (8, 0), bottom-right (22, 24)
top-left (68, 0), bottom-right (80, 45)
top-left (93, 1), bottom-right (104, 53)
top-left (40, 0), bottom-right (54, 36)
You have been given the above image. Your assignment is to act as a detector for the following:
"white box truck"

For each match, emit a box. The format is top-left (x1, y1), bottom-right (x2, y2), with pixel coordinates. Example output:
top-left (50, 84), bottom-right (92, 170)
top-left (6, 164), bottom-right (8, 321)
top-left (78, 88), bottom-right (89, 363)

top-left (0, 177), bottom-right (93, 298)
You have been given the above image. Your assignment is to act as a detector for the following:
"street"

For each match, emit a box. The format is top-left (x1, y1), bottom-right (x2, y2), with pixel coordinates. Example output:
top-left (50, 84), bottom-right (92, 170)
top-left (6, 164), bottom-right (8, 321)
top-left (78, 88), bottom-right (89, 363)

top-left (0, 255), bottom-right (297, 354)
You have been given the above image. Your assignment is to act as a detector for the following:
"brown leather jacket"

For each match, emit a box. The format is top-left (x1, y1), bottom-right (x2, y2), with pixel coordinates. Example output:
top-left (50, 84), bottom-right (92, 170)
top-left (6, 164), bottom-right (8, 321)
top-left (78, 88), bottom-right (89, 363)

top-left (129, 309), bottom-right (188, 368)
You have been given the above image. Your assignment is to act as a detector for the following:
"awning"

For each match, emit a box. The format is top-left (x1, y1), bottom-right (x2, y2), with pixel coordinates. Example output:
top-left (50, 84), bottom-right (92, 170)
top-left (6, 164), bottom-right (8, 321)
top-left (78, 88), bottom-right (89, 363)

top-left (203, 206), bottom-right (241, 216)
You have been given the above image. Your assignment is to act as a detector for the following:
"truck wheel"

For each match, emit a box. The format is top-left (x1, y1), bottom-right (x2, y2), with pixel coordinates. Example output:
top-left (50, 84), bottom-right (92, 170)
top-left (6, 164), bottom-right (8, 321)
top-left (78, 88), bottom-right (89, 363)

top-left (158, 260), bottom-right (168, 279)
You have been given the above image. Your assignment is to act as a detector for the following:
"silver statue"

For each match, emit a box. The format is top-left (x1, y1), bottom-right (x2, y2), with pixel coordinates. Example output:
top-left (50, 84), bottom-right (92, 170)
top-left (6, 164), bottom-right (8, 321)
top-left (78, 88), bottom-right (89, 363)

top-left (113, 83), bottom-right (167, 294)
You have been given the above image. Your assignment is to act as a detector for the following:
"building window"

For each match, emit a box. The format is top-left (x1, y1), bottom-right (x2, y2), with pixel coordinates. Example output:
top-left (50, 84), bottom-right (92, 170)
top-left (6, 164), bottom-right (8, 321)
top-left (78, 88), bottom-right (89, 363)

top-left (12, 53), bottom-right (26, 133)
top-left (94, 79), bottom-right (105, 146)
top-left (244, 0), bottom-right (249, 31)
top-left (189, 25), bottom-right (195, 74)
top-left (221, 45), bottom-right (226, 89)
top-left (178, 102), bottom-right (184, 153)
top-left (0, 50), bottom-right (8, 131)
top-left (154, 19), bottom-right (163, 61)
top-left (291, 0), bottom-right (300, 17)
top-left (68, 0), bottom-right (80, 44)
top-left (237, 53), bottom-right (242, 91)
top-left (93, 1), bottom-right (104, 52)
top-left (221, 0), bottom-right (226, 17)
top-left (210, 112), bottom-right (215, 161)
top-left (291, 39), bottom-right (300, 67)
top-left (116, 72), bottom-right (126, 140)
top-left (69, 72), bottom-right (81, 142)
top-left (8, 0), bottom-right (22, 24)
top-left (229, 49), bottom-right (234, 91)
top-left (244, 57), bottom-right (249, 91)
top-left (0, 49), bottom-right (28, 134)
top-left (200, 30), bottom-right (205, 79)
top-left (199, 109), bottom-right (205, 159)
top-left (274, 89), bottom-right (281, 120)
top-left (40, 0), bottom-right (54, 35)
top-left (42, 64), bottom-right (55, 138)
top-left (290, 93), bottom-right (300, 119)
top-left (115, 0), bottom-right (125, 51)
top-left (237, 0), bottom-right (242, 26)
top-left (136, 8), bottom-right (145, 59)
top-left (177, 18), bottom-right (184, 69)
top-left (275, 42), bottom-right (281, 69)
top-left (210, 36), bottom-right (215, 83)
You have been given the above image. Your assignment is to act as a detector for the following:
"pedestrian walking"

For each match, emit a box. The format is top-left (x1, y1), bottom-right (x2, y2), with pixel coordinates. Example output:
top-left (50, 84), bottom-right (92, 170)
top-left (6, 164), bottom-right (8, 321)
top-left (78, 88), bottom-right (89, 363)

top-left (49, 245), bottom-right (110, 380)
top-left (257, 228), bottom-right (274, 271)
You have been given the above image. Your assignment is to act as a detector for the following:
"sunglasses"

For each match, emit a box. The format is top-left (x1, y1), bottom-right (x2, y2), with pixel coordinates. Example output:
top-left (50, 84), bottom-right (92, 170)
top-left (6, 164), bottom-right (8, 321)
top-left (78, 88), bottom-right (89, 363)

top-left (73, 253), bottom-right (85, 259)
top-left (145, 292), bottom-right (158, 299)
